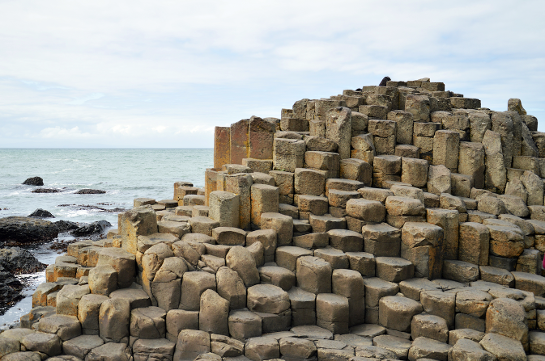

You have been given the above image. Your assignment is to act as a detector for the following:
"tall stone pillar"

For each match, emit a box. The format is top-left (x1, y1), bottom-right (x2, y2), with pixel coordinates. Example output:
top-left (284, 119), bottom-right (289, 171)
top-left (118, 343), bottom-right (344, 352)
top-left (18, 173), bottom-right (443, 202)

top-left (214, 127), bottom-right (231, 169)
top-left (249, 116), bottom-right (275, 160)
top-left (230, 119), bottom-right (250, 165)
top-left (225, 173), bottom-right (254, 230)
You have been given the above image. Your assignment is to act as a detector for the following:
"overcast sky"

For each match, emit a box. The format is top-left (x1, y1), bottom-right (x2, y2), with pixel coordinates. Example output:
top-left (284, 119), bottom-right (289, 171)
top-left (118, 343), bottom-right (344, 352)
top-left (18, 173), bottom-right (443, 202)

top-left (1, 1), bottom-right (544, 148)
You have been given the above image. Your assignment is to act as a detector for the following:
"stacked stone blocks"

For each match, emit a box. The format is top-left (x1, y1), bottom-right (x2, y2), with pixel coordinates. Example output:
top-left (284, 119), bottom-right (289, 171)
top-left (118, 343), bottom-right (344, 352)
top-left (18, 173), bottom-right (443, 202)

top-left (5, 79), bottom-right (545, 360)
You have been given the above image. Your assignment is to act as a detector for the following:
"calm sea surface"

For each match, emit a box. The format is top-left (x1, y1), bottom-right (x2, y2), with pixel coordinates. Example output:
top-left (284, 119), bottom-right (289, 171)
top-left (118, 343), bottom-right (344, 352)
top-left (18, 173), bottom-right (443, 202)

top-left (0, 148), bottom-right (213, 329)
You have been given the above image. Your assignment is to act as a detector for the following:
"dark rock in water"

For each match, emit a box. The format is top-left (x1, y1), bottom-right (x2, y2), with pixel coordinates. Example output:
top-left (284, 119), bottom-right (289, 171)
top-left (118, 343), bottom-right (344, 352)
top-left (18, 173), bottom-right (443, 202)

top-left (58, 203), bottom-right (126, 213)
top-left (32, 188), bottom-right (61, 193)
top-left (71, 220), bottom-right (112, 237)
top-left (28, 208), bottom-right (55, 218)
top-left (0, 248), bottom-right (45, 315)
top-left (75, 189), bottom-right (106, 194)
top-left (0, 265), bottom-right (24, 314)
top-left (54, 220), bottom-right (80, 232)
top-left (0, 247), bottom-right (47, 274)
top-left (22, 177), bottom-right (44, 186)
top-left (0, 216), bottom-right (59, 244)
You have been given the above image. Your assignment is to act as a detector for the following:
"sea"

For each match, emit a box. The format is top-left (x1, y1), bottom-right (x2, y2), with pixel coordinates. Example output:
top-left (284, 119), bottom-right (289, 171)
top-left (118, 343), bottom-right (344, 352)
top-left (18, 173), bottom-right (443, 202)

top-left (0, 148), bottom-right (213, 329)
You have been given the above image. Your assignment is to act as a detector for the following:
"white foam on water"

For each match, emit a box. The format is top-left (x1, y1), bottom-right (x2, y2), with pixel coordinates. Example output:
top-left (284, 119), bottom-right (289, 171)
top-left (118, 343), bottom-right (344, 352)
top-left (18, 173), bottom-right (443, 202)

top-left (65, 209), bottom-right (94, 217)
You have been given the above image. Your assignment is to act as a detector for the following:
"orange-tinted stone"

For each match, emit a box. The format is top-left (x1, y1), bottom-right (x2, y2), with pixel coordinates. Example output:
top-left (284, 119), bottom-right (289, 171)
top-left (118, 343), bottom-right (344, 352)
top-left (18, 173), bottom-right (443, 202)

top-left (230, 119), bottom-right (250, 165)
top-left (214, 127), bottom-right (231, 169)
top-left (205, 168), bottom-right (220, 206)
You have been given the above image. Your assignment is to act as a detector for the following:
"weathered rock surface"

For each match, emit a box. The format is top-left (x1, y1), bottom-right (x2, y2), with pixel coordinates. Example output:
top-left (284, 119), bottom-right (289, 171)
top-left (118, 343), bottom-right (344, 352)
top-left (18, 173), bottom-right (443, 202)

top-left (0, 264), bottom-right (24, 314)
top-left (70, 220), bottom-right (111, 237)
top-left (0, 247), bottom-right (46, 274)
top-left (0, 217), bottom-right (59, 244)
top-left (5, 79), bottom-right (545, 361)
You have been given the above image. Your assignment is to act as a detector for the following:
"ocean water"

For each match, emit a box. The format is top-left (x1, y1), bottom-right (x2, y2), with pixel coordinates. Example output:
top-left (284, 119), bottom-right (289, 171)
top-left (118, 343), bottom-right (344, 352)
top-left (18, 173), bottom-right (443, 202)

top-left (0, 148), bottom-right (213, 328)
top-left (0, 148), bottom-right (213, 224)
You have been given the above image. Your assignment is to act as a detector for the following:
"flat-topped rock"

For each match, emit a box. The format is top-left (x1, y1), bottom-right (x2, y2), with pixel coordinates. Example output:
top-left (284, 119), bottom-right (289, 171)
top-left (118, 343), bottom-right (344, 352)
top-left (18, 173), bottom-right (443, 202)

top-left (247, 284), bottom-right (290, 314)
top-left (408, 336), bottom-right (451, 361)
top-left (308, 214), bottom-right (346, 232)
top-left (212, 227), bottom-right (247, 246)
top-left (350, 323), bottom-right (386, 338)
top-left (259, 265), bottom-right (296, 291)
top-left (379, 296), bottom-right (423, 332)
top-left (372, 334), bottom-right (412, 359)
top-left (290, 325), bottom-right (333, 340)
top-left (62, 335), bottom-right (104, 359)
top-left (362, 223), bottom-right (401, 257)
top-left (480, 333), bottom-right (526, 361)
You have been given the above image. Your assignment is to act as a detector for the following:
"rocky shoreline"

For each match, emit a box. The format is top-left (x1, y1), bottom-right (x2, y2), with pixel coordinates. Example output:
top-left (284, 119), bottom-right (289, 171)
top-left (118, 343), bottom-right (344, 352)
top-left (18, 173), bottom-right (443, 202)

top-left (0, 247), bottom-right (46, 314)
top-left (0, 216), bottom-right (112, 246)
top-left (0, 213), bottom-right (114, 317)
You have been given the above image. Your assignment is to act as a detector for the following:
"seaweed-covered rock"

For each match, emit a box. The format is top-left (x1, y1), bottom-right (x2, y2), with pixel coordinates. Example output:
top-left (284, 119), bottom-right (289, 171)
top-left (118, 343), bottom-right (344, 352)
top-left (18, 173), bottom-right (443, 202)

top-left (0, 216), bottom-right (59, 244)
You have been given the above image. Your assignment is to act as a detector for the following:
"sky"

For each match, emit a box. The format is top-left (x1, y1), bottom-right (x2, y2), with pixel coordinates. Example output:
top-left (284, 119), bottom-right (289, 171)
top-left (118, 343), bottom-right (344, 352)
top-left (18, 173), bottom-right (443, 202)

top-left (0, 0), bottom-right (544, 148)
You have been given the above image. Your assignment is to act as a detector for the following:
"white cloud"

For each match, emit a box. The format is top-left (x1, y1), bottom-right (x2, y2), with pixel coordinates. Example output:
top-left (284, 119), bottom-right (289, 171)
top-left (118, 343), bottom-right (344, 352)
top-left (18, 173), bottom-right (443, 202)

top-left (0, 0), bottom-right (544, 147)
top-left (152, 126), bottom-right (167, 133)
top-left (39, 126), bottom-right (92, 139)
top-left (67, 93), bottom-right (105, 105)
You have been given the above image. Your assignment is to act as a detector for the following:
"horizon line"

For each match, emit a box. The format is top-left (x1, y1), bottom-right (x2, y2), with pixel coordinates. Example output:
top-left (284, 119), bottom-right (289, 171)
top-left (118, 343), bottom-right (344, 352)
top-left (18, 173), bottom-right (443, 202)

top-left (0, 147), bottom-right (214, 150)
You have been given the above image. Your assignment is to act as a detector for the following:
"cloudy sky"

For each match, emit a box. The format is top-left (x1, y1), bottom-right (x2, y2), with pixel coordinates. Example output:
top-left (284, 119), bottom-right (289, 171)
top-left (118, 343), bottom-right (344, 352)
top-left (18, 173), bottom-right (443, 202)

top-left (1, 1), bottom-right (544, 148)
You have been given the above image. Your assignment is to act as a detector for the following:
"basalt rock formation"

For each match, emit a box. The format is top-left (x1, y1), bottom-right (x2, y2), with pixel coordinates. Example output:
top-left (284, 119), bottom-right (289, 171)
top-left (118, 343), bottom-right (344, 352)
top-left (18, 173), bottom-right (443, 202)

top-left (4, 78), bottom-right (545, 360)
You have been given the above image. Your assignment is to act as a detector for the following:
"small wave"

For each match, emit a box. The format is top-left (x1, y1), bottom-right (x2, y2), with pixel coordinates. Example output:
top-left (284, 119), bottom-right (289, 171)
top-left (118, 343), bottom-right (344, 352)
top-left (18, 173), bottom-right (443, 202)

top-left (17, 273), bottom-right (43, 285)
top-left (12, 184), bottom-right (27, 188)
top-left (49, 182), bottom-right (92, 187)
top-left (51, 168), bottom-right (74, 174)
top-left (64, 187), bottom-right (103, 194)
top-left (71, 209), bottom-right (96, 216)
top-left (57, 209), bottom-right (94, 218)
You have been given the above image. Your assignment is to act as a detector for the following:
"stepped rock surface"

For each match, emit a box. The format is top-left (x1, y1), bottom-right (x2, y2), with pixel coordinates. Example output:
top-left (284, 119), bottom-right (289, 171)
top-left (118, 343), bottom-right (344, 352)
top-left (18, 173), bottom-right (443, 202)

top-left (4, 78), bottom-right (545, 360)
